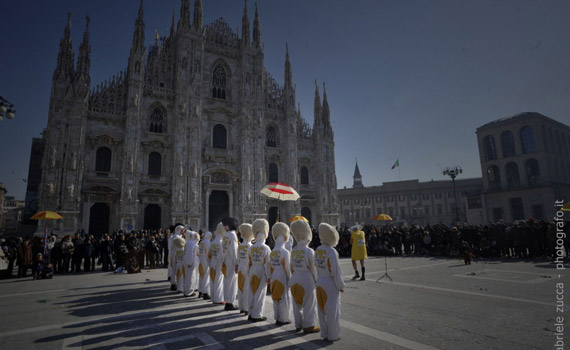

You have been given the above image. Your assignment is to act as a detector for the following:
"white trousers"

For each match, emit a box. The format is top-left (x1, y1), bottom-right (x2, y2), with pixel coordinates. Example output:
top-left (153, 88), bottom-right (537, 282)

top-left (317, 276), bottom-right (341, 340)
top-left (290, 272), bottom-right (318, 329)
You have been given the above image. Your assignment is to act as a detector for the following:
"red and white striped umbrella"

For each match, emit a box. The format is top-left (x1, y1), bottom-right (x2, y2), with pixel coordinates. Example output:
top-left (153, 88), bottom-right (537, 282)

top-left (260, 182), bottom-right (300, 201)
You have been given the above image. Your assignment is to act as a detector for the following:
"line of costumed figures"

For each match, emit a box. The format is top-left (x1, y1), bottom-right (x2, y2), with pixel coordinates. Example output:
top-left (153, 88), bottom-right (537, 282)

top-left (166, 217), bottom-right (346, 341)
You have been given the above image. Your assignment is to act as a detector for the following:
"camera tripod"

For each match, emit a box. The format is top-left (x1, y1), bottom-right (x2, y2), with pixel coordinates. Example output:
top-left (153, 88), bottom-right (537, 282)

top-left (376, 255), bottom-right (393, 283)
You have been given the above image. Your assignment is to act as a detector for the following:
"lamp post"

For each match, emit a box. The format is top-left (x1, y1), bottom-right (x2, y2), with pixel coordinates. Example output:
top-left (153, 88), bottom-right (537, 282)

top-left (443, 166), bottom-right (462, 224)
top-left (0, 97), bottom-right (16, 121)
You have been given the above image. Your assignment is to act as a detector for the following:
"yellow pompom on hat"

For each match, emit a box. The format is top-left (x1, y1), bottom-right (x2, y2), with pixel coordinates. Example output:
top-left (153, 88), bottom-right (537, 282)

top-left (252, 219), bottom-right (269, 239)
top-left (290, 220), bottom-right (312, 243)
top-left (318, 222), bottom-right (339, 247)
top-left (272, 222), bottom-right (290, 242)
top-left (239, 223), bottom-right (254, 242)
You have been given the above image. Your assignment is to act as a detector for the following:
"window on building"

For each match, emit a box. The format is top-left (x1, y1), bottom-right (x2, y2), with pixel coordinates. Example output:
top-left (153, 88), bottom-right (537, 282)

top-left (212, 65), bottom-right (227, 99)
top-left (501, 131), bottom-right (516, 157)
top-left (424, 206), bottom-right (430, 215)
top-left (484, 135), bottom-right (497, 161)
top-left (505, 162), bottom-right (521, 189)
top-left (212, 124), bottom-right (227, 149)
top-left (400, 207), bottom-right (406, 217)
top-left (532, 205), bottom-right (544, 221)
top-left (410, 194), bottom-right (417, 201)
top-left (525, 158), bottom-right (540, 186)
top-left (149, 107), bottom-right (165, 133)
top-left (487, 165), bottom-right (501, 191)
top-left (436, 204), bottom-right (442, 215)
top-left (95, 147), bottom-right (112, 174)
top-left (300, 166), bottom-right (309, 185)
top-left (467, 197), bottom-right (482, 209)
top-left (492, 208), bottom-right (503, 222)
top-left (422, 193), bottom-right (430, 200)
top-left (268, 163), bottom-right (278, 182)
top-left (398, 195), bottom-right (405, 201)
top-left (448, 191), bottom-right (454, 198)
top-left (542, 125), bottom-right (549, 153)
top-left (509, 197), bottom-right (525, 220)
top-left (266, 126), bottom-right (277, 147)
top-left (148, 152), bottom-right (162, 177)
top-left (520, 126), bottom-right (536, 154)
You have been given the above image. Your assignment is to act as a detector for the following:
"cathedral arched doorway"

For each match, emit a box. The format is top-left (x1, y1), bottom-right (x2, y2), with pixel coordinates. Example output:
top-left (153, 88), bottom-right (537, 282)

top-left (301, 207), bottom-right (312, 226)
top-left (89, 203), bottom-right (110, 236)
top-left (209, 191), bottom-right (229, 231)
top-left (144, 204), bottom-right (161, 230)
top-left (268, 207), bottom-right (278, 228)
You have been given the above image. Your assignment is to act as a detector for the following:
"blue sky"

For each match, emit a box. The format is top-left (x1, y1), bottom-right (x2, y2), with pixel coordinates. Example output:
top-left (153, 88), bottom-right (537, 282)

top-left (1, 0), bottom-right (569, 199)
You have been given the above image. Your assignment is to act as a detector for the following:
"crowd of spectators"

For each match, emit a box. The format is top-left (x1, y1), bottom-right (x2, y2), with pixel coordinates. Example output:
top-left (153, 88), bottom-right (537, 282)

top-left (335, 219), bottom-right (570, 260)
top-left (1, 219), bottom-right (568, 279)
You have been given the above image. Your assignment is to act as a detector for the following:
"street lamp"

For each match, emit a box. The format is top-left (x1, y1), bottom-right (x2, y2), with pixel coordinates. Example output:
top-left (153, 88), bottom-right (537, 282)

top-left (0, 96), bottom-right (16, 121)
top-left (443, 166), bottom-right (462, 224)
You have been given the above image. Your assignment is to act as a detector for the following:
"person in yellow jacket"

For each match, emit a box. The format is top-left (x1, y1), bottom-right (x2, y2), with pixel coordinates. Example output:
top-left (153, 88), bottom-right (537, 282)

top-left (350, 224), bottom-right (367, 281)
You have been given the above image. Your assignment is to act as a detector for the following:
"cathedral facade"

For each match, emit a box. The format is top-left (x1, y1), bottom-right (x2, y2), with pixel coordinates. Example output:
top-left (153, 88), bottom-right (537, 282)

top-left (38, 0), bottom-right (338, 234)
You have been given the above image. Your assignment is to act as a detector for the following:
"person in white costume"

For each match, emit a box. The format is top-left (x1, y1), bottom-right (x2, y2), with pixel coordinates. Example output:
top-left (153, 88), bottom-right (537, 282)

top-left (289, 220), bottom-right (320, 334)
top-left (198, 231), bottom-right (212, 300)
top-left (172, 234), bottom-right (187, 294)
top-left (208, 222), bottom-right (225, 304)
top-left (247, 219), bottom-right (272, 322)
top-left (168, 224), bottom-right (185, 291)
top-left (237, 223), bottom-right (254, 315)
top-left (221, 217), bottom-right (239, 311)
top-left (269, 222), bottom-right (292, 325)
top-left (315, 223), bottom-right (345, 341)
top-left (183, 231), bottom-right (200, 297)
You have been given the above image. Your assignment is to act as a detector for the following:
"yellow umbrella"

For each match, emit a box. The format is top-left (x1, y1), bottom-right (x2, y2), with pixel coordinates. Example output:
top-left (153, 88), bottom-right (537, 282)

top-left (562, 203), bottom-right (570, 211)
top-left (289, 215), bottom-right (308, 223)
top-left (30, 211), bottom-right (63, 258)
top-left (30, 211), bottom-right (63, 220)
top-left (373, 213), bottom-right (393, 221)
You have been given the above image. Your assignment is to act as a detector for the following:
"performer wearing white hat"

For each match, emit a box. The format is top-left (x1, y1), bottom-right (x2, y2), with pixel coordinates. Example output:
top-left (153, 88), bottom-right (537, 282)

top-left (183, 231), bottom-right (200, 297)
top-left (198, 231), bottom-right (212, 300)
top-left (208, 223), bottom-right (225, 304)
top-left (247, 219), bottom-right (272, 322)
top-left (168, 224), bottom-right (184, 291)
top-left (315, 223), bottom-right (345, 341)
top-left (221, 217), bottom-right (240, 311)
top-left (289, 220), bottom-right (320, 334)
top-left (237, 223), bottom-right (254, 315)
top-left (269, 222), bottom-right (292, 325)
top-left (172, 234), bottom-right (187, 294)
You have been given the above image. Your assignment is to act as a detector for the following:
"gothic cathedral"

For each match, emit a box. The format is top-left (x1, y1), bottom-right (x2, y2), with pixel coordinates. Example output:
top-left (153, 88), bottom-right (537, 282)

top-left (38, 0), bottom-right (338, 234)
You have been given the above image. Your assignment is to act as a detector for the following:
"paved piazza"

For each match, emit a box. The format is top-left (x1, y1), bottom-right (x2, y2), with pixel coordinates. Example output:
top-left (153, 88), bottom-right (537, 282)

top-left (0, 256), bottom-right (564, 349)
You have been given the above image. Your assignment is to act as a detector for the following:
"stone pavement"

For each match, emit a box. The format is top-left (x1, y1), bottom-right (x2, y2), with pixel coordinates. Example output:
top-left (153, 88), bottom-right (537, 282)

top-left (0, 256), bottom-right (565, 349)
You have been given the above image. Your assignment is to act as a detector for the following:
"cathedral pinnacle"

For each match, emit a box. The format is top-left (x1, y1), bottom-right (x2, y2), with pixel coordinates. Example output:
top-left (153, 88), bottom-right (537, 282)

top-left (193, 0), bottom-right (203, 32)
top-left (284, 43), bottom-right (292, 90)
top-left (179, 0), bottom-right (190, 31)
top-left (313, 80), bottom-right (322, 129)
top-left (53, 12), bottom-right (75, 83)
top-left (130, 0), bottom-right (145, 54)
top-left (242, 0), bottom-right (250, 46)
top-left (253, 2), bottom-right (261, 48)
top-left (76, 16), bottom-right (91, 82)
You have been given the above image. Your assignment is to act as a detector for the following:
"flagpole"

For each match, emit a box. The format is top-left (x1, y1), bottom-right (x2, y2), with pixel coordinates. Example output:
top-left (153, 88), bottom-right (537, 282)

top-left (398, 165), bottom-right (401, 182)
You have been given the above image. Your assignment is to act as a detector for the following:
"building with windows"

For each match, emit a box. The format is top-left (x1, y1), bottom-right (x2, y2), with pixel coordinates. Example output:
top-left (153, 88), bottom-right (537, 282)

top-left (476, 112), bottom-right (570, 222)
top-left (338, 163), bottom-right (484, 226)
top-left (37, 1), bottom-right (338, 235)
